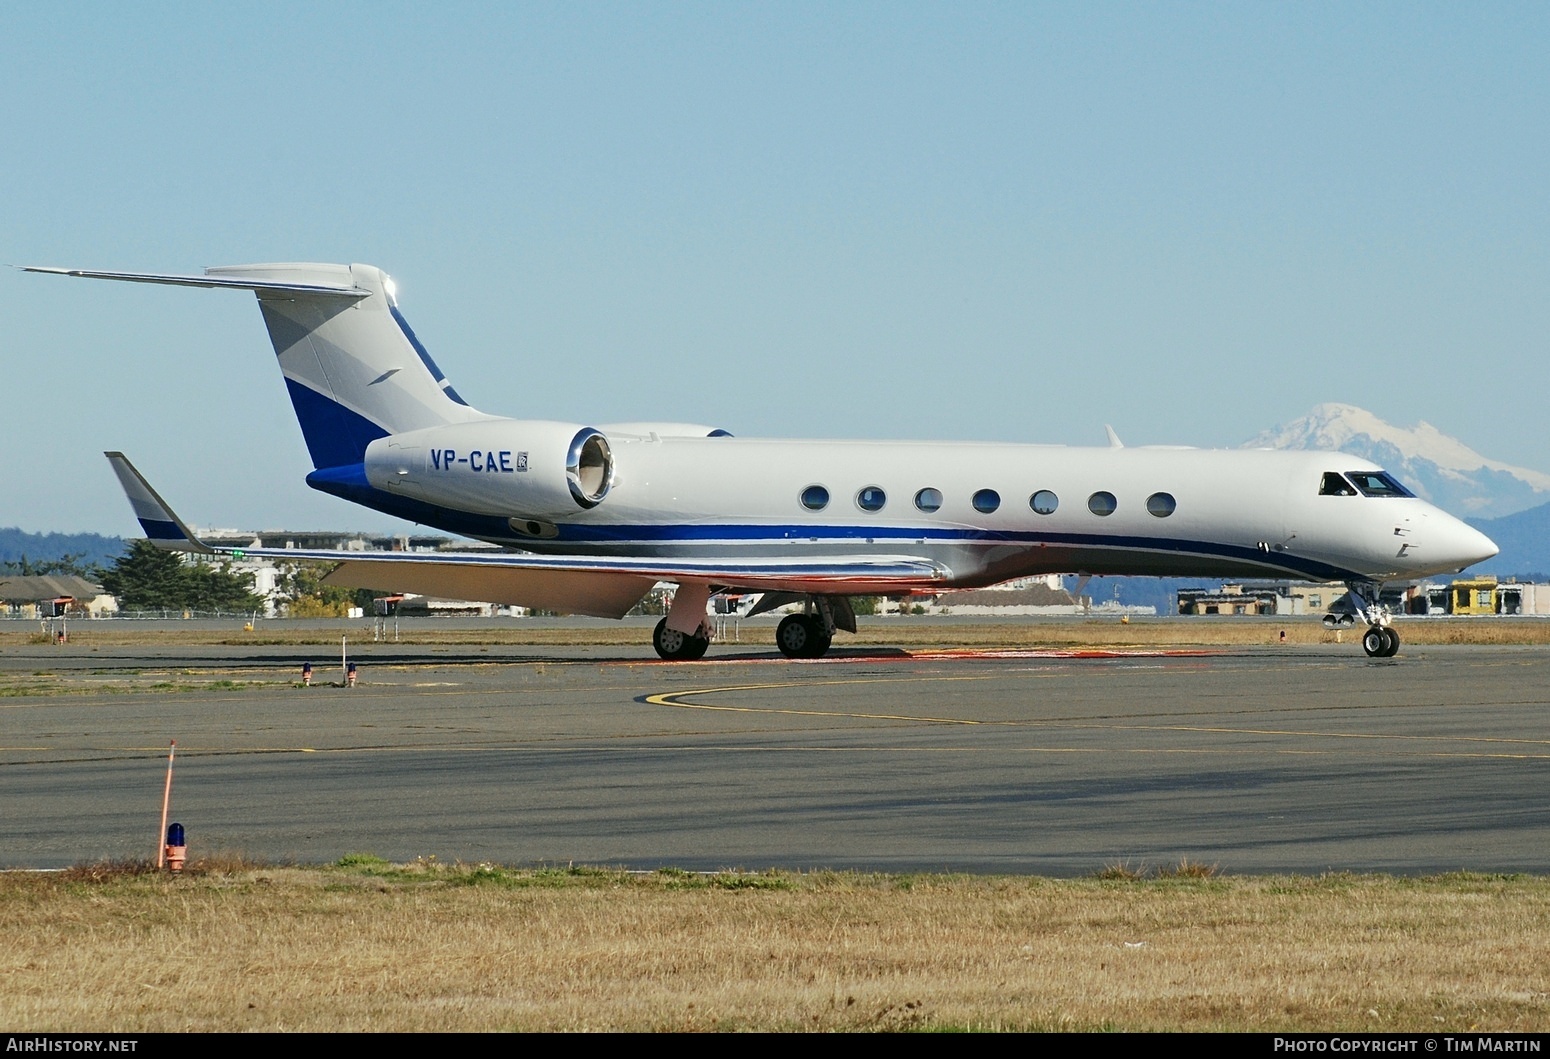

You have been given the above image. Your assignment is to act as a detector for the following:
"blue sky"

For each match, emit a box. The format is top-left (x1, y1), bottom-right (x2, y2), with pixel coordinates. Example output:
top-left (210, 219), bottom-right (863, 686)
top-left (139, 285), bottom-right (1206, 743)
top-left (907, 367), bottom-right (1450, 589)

top-left (4, 3), bottom-right (1547, 534)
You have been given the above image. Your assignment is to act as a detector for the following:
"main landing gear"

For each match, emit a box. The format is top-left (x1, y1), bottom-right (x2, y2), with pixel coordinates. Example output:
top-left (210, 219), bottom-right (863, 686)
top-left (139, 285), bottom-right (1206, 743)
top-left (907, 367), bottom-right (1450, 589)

top-left (771, 595), bottom-right (851, 659)
top-left (775, 613), bottom-right (832, 659)
top-left (652, 617), bottom-right (709, 661)
top-left (653, 591), bottom-right (855, 661)
top-left (652, 592), bottom-right (854, 661)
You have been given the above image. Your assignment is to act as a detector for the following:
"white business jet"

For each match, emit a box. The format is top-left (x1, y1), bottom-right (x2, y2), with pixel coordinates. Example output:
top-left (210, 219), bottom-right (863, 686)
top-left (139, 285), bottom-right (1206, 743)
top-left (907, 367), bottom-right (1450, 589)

top-left (27, 262), bottom-right (1498, 659)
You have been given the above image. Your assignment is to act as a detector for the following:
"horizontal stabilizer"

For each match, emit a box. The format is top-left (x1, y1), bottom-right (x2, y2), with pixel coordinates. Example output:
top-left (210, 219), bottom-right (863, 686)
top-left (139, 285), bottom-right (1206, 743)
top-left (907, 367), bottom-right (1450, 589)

top-left (19, 265), bottom-right (369, 299)
top-left (103, 452), bottom-right (214, 553)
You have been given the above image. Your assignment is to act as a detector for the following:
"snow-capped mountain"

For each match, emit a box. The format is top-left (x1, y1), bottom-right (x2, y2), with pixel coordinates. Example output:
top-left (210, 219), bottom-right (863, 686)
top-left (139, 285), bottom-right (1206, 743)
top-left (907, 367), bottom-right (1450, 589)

top-left (1242, 403), bottom-right (1550, 519)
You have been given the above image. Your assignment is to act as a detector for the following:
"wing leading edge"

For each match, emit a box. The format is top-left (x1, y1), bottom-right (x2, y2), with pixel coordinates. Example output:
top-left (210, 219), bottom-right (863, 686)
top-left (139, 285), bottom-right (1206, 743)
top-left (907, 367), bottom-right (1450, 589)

top-left (103, 453), bottom-right (949, 618)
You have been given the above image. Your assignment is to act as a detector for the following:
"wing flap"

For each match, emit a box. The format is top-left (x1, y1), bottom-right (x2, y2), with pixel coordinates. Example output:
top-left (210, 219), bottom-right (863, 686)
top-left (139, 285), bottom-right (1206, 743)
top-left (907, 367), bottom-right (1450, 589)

top-left (321, 560), bottom-right (658, 619)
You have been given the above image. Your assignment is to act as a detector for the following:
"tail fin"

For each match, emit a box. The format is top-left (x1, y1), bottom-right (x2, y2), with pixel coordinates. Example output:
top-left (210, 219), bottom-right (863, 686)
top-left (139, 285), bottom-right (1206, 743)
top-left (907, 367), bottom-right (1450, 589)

top-left (212, 263), bottom-right (488, 469)
top-left (25, 262), bottom-right (488, 469)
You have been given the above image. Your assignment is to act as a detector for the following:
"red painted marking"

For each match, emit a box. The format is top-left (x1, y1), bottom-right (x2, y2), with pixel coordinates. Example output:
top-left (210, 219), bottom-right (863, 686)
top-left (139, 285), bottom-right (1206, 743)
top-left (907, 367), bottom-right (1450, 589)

top-left (902, 648), bottom-right (1217, 661)
top-left (619, 646), bottom-right (1219, 667)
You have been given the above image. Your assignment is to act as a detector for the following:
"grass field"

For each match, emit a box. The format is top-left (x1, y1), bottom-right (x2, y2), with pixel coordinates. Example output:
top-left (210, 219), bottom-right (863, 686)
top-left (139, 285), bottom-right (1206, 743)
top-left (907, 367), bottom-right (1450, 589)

top-left (2, 859), bottom-right (1546, 1032)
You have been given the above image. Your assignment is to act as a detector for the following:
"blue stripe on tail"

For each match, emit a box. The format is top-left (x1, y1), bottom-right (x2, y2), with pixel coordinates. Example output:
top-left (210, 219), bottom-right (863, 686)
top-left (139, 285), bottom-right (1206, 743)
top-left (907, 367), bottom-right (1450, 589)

top-left (284, 378), bottom-right (391, 469)
top-left (390, 304), bottom-right (469, 406)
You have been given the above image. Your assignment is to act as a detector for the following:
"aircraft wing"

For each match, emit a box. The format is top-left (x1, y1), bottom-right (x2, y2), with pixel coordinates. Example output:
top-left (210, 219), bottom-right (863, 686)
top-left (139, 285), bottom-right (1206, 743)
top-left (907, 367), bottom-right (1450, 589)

top-left (316, 552), bottom-right (944, 618)
top-left (104, 453), bottom-right (949, 618)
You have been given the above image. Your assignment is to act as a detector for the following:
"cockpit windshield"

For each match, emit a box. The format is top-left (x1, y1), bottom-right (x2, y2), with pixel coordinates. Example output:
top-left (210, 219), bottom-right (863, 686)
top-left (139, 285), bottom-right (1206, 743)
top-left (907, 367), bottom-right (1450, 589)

top-left (1346, 470), bottom-right (1414, 498)
top-left (1319, 472), bottom-right (1358, 496)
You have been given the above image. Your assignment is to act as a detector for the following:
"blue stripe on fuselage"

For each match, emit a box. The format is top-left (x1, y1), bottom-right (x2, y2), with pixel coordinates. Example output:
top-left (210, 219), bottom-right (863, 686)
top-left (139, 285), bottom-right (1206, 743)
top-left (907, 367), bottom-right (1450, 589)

top-left (301, 464), bottom-right (1361, 583)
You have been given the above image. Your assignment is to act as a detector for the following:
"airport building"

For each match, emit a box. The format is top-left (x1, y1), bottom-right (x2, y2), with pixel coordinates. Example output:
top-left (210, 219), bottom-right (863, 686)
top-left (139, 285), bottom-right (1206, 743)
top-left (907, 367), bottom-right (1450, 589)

top-left (1177, 582), bottom-right (1354, 617)
top-left (1178, 576), bottom-right (1550, 617)
top-left (1416, 576), bottom-right (1550, 616)
top-left (0, 575), bottom-right (116, 619)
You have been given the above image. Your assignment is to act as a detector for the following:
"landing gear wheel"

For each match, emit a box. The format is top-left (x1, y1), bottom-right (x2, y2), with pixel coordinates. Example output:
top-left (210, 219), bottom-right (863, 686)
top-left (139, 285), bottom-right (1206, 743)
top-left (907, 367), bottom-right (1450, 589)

top-left (1362, 627), bottom-right (1399, 658)
top-left (776, 614), bottom-right (810, 658)
top-left (776, 614), bottom-right (832, 659)
top-left (653, 618), bottom-right (710, 661)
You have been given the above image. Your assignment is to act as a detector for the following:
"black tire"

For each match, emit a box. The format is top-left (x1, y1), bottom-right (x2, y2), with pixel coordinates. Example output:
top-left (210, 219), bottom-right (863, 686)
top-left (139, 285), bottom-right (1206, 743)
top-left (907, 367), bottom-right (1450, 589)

top-left (653, 617), bottom-right (709, 661)
top-left (1380, 626), bottom-right (1400, 657)
top-left (1362, 627), bottom-right (1386, 657)
top-left (776, 614), bottom-right (811, 658)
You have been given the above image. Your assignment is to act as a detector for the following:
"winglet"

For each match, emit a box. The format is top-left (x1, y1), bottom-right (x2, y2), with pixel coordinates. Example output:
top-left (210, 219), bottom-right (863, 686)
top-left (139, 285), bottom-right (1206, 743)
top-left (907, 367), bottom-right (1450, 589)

top-left (103, 452), bottom-right (215, 554)
top-left (1104, 424), bottom-right (1124, 448)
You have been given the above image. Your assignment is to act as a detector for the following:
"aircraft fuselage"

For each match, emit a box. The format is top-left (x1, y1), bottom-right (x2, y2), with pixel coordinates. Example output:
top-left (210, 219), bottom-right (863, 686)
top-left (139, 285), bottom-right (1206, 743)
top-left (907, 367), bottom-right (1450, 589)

top-left (312, 425), bottom-right (1497, 591)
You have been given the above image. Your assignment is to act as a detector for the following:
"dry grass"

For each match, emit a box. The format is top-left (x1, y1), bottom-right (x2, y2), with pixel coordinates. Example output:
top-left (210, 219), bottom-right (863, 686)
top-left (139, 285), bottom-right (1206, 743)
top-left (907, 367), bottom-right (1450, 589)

top-left (2, 861), bottom-right (1546, 1032)
top-left (6, 616), bottom-right (1550, 651)
top-left (0, 670), bottom-right (292, 698)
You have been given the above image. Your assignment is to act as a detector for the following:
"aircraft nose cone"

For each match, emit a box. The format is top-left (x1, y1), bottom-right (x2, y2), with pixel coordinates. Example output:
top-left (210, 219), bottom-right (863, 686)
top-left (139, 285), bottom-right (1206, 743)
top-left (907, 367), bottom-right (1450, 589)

top-left (1439, 519), bottom-right (1499, 572)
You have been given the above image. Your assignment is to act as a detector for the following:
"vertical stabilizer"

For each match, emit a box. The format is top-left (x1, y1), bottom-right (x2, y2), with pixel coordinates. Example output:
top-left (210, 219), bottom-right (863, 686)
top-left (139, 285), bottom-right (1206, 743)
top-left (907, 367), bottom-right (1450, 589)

top-left (207, 263), bottom-right (489, 469)
top-left (22, 261), bottom-right (490, 470)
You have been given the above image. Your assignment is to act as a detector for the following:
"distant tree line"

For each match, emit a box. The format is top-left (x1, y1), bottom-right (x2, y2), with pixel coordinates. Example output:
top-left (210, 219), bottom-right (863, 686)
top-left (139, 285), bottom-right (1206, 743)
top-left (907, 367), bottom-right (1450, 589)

top-left (0, 527), bottom-right (125, 571)
top-left (0, 553), bottom-right (98, 577)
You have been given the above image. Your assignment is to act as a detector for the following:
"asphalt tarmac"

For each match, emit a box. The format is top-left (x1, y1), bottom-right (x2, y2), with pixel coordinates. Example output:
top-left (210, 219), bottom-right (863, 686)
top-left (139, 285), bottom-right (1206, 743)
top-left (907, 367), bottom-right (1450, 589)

top-left (2, 637), bottom-right (1547, 874)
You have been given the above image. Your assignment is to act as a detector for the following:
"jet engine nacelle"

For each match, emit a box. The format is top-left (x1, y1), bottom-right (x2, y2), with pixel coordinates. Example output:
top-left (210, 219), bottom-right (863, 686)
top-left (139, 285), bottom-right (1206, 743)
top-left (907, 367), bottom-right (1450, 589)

top-left (363, 420), bottom-right (614, 519)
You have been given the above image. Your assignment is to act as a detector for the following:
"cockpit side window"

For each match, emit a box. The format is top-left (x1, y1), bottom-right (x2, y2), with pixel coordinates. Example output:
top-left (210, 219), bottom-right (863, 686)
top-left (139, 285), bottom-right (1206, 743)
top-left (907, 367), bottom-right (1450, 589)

top-left (1319, 472), bottom-right (1358, 496)
top-left (1347, 471), bottom-right (1414, 498)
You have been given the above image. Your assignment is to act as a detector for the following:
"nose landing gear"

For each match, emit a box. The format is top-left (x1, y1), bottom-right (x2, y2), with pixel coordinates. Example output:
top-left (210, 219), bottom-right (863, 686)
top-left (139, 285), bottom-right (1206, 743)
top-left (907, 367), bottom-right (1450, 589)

top-left (1346, 580), bottom-right (1400, 658)
top-left (1361, 625), bottom-right (1400, 658)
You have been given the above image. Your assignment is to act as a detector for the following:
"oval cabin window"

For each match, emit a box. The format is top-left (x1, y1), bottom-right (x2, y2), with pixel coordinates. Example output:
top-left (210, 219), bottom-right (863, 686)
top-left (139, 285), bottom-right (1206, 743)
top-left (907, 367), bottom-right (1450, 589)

top-left (914, 487), bottom-right (943, 513)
